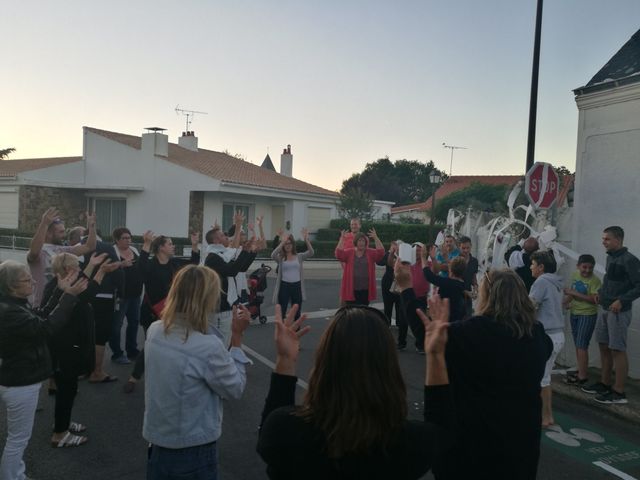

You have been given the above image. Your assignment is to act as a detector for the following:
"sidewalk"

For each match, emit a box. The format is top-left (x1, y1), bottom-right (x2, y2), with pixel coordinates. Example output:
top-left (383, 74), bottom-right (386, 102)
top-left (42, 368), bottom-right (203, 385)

top-left (552, 366), bottom-right (640, 426)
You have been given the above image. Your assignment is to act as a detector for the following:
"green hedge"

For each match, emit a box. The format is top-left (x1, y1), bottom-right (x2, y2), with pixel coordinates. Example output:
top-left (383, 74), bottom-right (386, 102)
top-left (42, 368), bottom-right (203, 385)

top-left (327, 220), bottom-right (443, 244)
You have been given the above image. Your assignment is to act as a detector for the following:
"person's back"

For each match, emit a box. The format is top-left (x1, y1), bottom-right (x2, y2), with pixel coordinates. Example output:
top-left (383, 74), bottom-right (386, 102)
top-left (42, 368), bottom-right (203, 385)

top-left (443, 317), bottom-right (550, 478)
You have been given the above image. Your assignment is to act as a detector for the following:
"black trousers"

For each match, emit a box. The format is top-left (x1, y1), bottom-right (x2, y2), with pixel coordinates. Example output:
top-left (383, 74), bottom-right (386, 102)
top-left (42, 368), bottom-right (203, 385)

top-left (346, 289), bottom-right (370, 306)
top-left (278, 281), bottom-right (302, 320)
top-left (53, 349), bottom-right (79, 433)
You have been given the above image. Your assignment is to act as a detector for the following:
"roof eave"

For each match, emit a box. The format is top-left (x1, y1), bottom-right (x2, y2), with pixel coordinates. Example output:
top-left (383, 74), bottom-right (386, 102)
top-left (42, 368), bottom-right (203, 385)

top-left (574, 74), bottom-right (640, 96)
top-left (220, 180), bottom-right (337, 199)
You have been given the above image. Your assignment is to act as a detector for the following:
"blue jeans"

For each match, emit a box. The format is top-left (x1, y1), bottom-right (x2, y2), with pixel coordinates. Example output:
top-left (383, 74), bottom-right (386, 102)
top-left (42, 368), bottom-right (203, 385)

top-left (109, 296), bottom-right (141, 358)
top-left (147, 442), bottom-right (217, 480)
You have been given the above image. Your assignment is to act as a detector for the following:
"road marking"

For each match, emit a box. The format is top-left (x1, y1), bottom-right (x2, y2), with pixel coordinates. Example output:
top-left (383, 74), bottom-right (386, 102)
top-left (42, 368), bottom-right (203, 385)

top-left (593, 461), bottom-right (638, 480)
top-left (254, 303), bottom-right (387, 324)
top-left (242, 344), bottom-right (309, 390)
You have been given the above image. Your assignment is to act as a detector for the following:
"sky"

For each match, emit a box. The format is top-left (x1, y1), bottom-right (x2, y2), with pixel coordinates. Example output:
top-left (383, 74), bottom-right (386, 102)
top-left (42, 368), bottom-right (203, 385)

top-left (2, 1), bottom-right (639, 192)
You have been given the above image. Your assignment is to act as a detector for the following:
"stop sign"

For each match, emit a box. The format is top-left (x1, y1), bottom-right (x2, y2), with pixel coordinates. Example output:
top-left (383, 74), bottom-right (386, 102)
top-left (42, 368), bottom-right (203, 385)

top-left (525, 162), bottom-right (559, 209)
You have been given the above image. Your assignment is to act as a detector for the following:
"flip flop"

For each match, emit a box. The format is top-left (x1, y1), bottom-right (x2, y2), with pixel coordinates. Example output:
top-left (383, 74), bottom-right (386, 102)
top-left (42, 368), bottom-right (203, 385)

top-left (51, 432), bottom-right (88, 448)
top-left (88, 375), bottom-right (118, 384)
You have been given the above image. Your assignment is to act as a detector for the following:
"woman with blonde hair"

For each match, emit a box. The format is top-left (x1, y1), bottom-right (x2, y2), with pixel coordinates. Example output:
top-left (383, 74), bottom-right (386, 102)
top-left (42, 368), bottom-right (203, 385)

top-left (402, 267), bottom-right (553, 480)
top-left (143, 264), bottom-right (251, 480)
top-left (43, 252), bottom-right (119, 447)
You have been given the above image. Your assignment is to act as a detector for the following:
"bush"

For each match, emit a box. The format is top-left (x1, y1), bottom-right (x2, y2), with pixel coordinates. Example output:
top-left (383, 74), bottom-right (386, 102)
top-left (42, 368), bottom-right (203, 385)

top-left (316, 228), bottom-right (341, 241)
top-left (328, 220), bottom-right (443, 244)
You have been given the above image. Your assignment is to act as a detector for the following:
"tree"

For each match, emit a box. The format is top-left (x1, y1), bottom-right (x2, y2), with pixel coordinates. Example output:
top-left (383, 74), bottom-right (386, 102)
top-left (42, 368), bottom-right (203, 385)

top-left (336, 188), bottom-right (375, 221)
top-left (0, 148), bottom-right (15, 159)
top-left (341, 157), bottom-right (446, 205)
top-left (554, 165), bottom-right (573, 177)
top-left (432, 182), bottom-right (510, 222)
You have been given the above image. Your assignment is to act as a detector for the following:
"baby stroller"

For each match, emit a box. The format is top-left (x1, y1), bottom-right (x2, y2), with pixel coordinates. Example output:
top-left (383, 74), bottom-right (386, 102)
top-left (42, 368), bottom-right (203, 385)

top-left (247, 264), bottom-right (272, 324)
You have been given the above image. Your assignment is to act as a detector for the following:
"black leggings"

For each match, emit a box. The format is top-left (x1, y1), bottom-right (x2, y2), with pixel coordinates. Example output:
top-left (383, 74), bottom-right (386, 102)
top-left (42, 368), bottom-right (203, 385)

top-left (346, 289), bottom-right (370, 306)
top-left (92, 297), bottom-right (115, 346)
top-left (131, 302), bottom-right (154, 380)
top-left (53, 351), bottom-right (79, 433)
top-left (278, 281), bottom-right (302, 320)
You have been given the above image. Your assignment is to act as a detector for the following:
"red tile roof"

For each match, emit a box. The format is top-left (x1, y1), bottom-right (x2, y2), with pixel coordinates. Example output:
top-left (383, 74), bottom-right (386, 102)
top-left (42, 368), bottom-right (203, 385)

top-left (0, 157), bottom-right (82, 177)
top-left (391, 175), bottom-right (522, 214)
top-left (85, 127), bottom-right (337, 197)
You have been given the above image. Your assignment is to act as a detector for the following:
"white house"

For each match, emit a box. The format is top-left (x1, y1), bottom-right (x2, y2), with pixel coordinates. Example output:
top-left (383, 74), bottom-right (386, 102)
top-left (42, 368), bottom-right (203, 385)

top-left (572, 28), bottom-right (640, 376)
top-left (0, 127), bottom-right (345, 241)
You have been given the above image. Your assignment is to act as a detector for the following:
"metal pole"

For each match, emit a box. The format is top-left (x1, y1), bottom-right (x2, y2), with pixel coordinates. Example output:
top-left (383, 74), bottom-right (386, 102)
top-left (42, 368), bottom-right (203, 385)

top-left (526, 0), bottom-right (543, 173)
top-left (449, 148), bottom-right (454, 176)
top-left (430, 188), bottom-right (437, 236)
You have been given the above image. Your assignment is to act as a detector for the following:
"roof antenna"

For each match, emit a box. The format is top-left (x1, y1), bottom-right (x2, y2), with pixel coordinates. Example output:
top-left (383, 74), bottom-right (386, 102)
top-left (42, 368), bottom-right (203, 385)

top-left (175, 105), bottom-right (208, 132)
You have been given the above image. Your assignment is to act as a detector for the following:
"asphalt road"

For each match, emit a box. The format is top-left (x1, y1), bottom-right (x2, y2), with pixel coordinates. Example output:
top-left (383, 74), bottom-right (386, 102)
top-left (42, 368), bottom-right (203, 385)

top-left (3, 275), bottom-right (640, 480)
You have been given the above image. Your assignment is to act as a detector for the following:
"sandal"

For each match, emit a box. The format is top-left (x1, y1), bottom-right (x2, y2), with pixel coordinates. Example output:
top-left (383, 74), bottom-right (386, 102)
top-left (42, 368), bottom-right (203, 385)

top-left (69, 422), bottom-right (87, 434)
top-left (123, 380), bottom-right (136, 394)
top-left (51, 432), bottom-right (88, 448)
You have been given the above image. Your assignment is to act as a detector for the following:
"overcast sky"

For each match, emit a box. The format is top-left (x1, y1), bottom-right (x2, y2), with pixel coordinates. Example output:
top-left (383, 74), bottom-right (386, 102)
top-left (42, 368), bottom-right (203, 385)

top-left (2, 1), bottom-right (639, 190)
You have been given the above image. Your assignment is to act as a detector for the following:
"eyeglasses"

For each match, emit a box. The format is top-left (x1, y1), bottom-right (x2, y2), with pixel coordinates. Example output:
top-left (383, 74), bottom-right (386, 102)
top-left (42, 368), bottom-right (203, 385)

top-left (119, 236), bottom-right (132, 241)
top-left (17, 278), bottom-right (36, 285)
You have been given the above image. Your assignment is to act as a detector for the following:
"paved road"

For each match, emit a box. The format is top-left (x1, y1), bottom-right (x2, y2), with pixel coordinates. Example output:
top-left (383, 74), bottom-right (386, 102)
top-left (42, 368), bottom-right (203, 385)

top-left (3, 276), bottom-right (640, 479)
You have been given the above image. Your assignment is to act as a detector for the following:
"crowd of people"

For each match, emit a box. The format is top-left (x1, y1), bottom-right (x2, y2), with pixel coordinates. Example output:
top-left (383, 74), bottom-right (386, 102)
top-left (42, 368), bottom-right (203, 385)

top-left (1, 209), bottom-right (639, 480)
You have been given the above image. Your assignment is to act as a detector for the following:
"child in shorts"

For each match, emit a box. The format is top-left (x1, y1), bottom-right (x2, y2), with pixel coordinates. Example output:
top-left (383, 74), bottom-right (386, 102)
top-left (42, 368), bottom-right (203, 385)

top-left (563, 254), bottom-right (601, 386)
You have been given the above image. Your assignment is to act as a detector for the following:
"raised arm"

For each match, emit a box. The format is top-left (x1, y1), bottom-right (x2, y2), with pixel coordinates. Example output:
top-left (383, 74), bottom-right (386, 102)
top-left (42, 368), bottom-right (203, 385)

top-left (229, 211), bottom-right (245, 249)
top-left (368, 228), bottom-right (384, 251)
top-left (27, 207), bottom-right (60, 263)
top-left (271, 229), bottom-right (286, 261)
top-left (299, 228), bottom-right (314, 259)
top-left (256, 215), bottom-right (267, 250)
top-left (70, 211), bottom-right (97, 256)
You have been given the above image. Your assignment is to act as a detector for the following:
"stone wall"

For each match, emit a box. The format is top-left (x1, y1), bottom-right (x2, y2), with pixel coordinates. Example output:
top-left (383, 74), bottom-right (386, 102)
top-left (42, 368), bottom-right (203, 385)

top-left (188, 191), bottom-right (204, 235)
top-left (19, 186), bottom-right (88, 233)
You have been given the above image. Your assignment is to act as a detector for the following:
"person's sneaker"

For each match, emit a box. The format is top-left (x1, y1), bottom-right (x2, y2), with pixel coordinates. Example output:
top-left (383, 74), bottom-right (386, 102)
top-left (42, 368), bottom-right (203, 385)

top-left (581, 382), bottom-right (611, 395)
top-left (112, 355), bottom-right (131, 365)
top-left (416, 347), bottom-right (425, 355)
top-left (565, 375), bottom-right (588, 386)
top-left (594, 390), bottom-right (628, 405)
top-left (397, 342), bottom-right (407, 351)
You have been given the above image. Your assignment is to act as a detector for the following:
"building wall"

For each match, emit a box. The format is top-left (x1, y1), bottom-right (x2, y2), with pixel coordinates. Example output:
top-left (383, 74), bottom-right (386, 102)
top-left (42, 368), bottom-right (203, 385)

top-left (573, 82), bottom-right (640, 377)
top-left (18, 185), bottom-right (87, 232)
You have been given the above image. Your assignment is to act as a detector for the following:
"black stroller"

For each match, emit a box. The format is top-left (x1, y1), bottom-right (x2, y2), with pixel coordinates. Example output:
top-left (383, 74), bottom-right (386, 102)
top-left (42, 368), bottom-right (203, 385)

top-left (247, 264), bottom-right (272, 324)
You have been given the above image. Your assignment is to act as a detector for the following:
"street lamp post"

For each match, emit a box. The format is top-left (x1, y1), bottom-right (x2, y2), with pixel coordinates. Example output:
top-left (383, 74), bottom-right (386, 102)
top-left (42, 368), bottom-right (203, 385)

top-left (429, 171), bottom-right (442, 236)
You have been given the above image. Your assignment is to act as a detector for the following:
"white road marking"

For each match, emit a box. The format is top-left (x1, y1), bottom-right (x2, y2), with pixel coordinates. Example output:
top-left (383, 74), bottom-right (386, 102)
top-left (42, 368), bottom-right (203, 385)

top-left (593, 461), bottom-right (638, 480)
top-left (241, 344), bottom-right (309, 390)
top-left (254, 303), bottom-right (387, 324)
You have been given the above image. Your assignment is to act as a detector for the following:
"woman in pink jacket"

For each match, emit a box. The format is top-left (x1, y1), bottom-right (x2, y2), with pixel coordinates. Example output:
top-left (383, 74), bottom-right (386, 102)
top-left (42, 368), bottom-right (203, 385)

top-left (335, 228), bottom-right (385, 305)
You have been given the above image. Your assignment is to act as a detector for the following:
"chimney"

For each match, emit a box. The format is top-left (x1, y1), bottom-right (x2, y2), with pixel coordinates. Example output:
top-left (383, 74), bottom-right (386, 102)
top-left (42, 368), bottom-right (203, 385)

top-left (141, 127), bottom-right (168, 157)
top-left (178, 131), bottom-right (198, 152)
top-left (280, 144), bottom-right (292, 177)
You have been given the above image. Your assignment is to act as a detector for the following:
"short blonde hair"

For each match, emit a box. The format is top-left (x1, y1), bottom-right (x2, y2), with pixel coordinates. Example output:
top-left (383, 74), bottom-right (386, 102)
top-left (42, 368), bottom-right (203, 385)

top-left (51, 253), bottom-right (80, 276)
top-left (162, 265), bottom-right (221, 338)
top-left (0, 260), bottom-right (30, 296)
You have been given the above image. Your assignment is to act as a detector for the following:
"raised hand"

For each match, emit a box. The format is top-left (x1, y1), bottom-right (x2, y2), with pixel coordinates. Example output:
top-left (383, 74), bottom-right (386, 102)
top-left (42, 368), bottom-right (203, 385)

top-left (88, 252), bottom-right (108, 266)
top-left (233, 210), bottom-right (245, 226)
top-left (256, 215), bottom-right (264, 227)
top-left (429, 245), bottom-right (438, 260)
top-left (190, 231), bottom-right (200, 246)
top-left (368, 228), bottom-right (378, 239)
top-left (277, 228), bottom-right (284, 238)
top-left (231, 304), bottom-right (251, 339)
top-left (274, 305), bottom-right (310, 371)
top-left (85, 211), bottom-right (96, 228)
top-left (56, 270), bottom-right (81, 292)
top-left (99, 259), bottom-right (121, 274)
top-left (417, 295), bottom-right (450, 355)
top-left (143, 230), bottom-right (155, 244)
top-left (42, 207), bottom-right (60, 225)
top-left (301, 228), bottom-right (309, 240)
top-left (393, 258), bottom-right (413, 290)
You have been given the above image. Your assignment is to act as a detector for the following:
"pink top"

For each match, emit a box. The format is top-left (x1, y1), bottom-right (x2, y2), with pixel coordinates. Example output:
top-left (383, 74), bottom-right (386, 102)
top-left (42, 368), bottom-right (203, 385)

top-left (335, 246), bottom-right (385, 302)
top-left (411, 262), bottom-right (430, 299)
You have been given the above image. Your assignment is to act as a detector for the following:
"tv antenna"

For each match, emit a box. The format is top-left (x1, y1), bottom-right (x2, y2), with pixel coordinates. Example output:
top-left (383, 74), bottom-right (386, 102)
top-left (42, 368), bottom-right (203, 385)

top-left (175, 105), bottom-right (208, 132)
top-left (442, 143), bottom-right (468, 176)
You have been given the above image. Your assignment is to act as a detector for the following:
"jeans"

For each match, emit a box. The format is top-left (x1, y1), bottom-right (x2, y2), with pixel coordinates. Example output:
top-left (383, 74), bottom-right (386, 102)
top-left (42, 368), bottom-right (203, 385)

top-left (147, 442), bottom-right (217, 480)
top-left (277, 281), bottom-right (302, 320)
top-left (0, 382), bottom-right (41, 480)
top-left (109, 296), bottom-right (141, 358)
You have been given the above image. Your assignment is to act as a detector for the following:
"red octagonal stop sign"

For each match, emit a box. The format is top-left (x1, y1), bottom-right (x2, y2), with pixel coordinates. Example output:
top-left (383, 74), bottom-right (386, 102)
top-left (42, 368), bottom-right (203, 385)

top-left (525, 162), bottom-right (559, 209)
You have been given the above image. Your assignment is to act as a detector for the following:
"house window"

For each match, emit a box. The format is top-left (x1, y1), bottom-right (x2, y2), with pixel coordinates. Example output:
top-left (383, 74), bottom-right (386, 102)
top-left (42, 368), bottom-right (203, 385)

top-left (222, 204), bottom-right (250, 233)
top-left (92, 198), bottom-right (126, 237)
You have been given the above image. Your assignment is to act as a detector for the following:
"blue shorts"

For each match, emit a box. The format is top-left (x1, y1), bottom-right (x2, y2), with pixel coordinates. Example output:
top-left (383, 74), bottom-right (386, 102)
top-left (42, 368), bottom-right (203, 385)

top-left (570, 314), bottom-right (597, 350)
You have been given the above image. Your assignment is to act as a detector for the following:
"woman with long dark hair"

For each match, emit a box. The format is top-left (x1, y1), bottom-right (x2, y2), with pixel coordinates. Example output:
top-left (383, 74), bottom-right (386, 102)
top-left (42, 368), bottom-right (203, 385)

top-left (257, 294), bottom-right (453, 479)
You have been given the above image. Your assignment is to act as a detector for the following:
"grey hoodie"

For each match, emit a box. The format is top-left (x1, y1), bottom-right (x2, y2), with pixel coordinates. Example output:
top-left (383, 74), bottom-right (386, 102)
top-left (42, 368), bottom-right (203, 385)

top-left (530, 273), bottom-right (565, 333)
